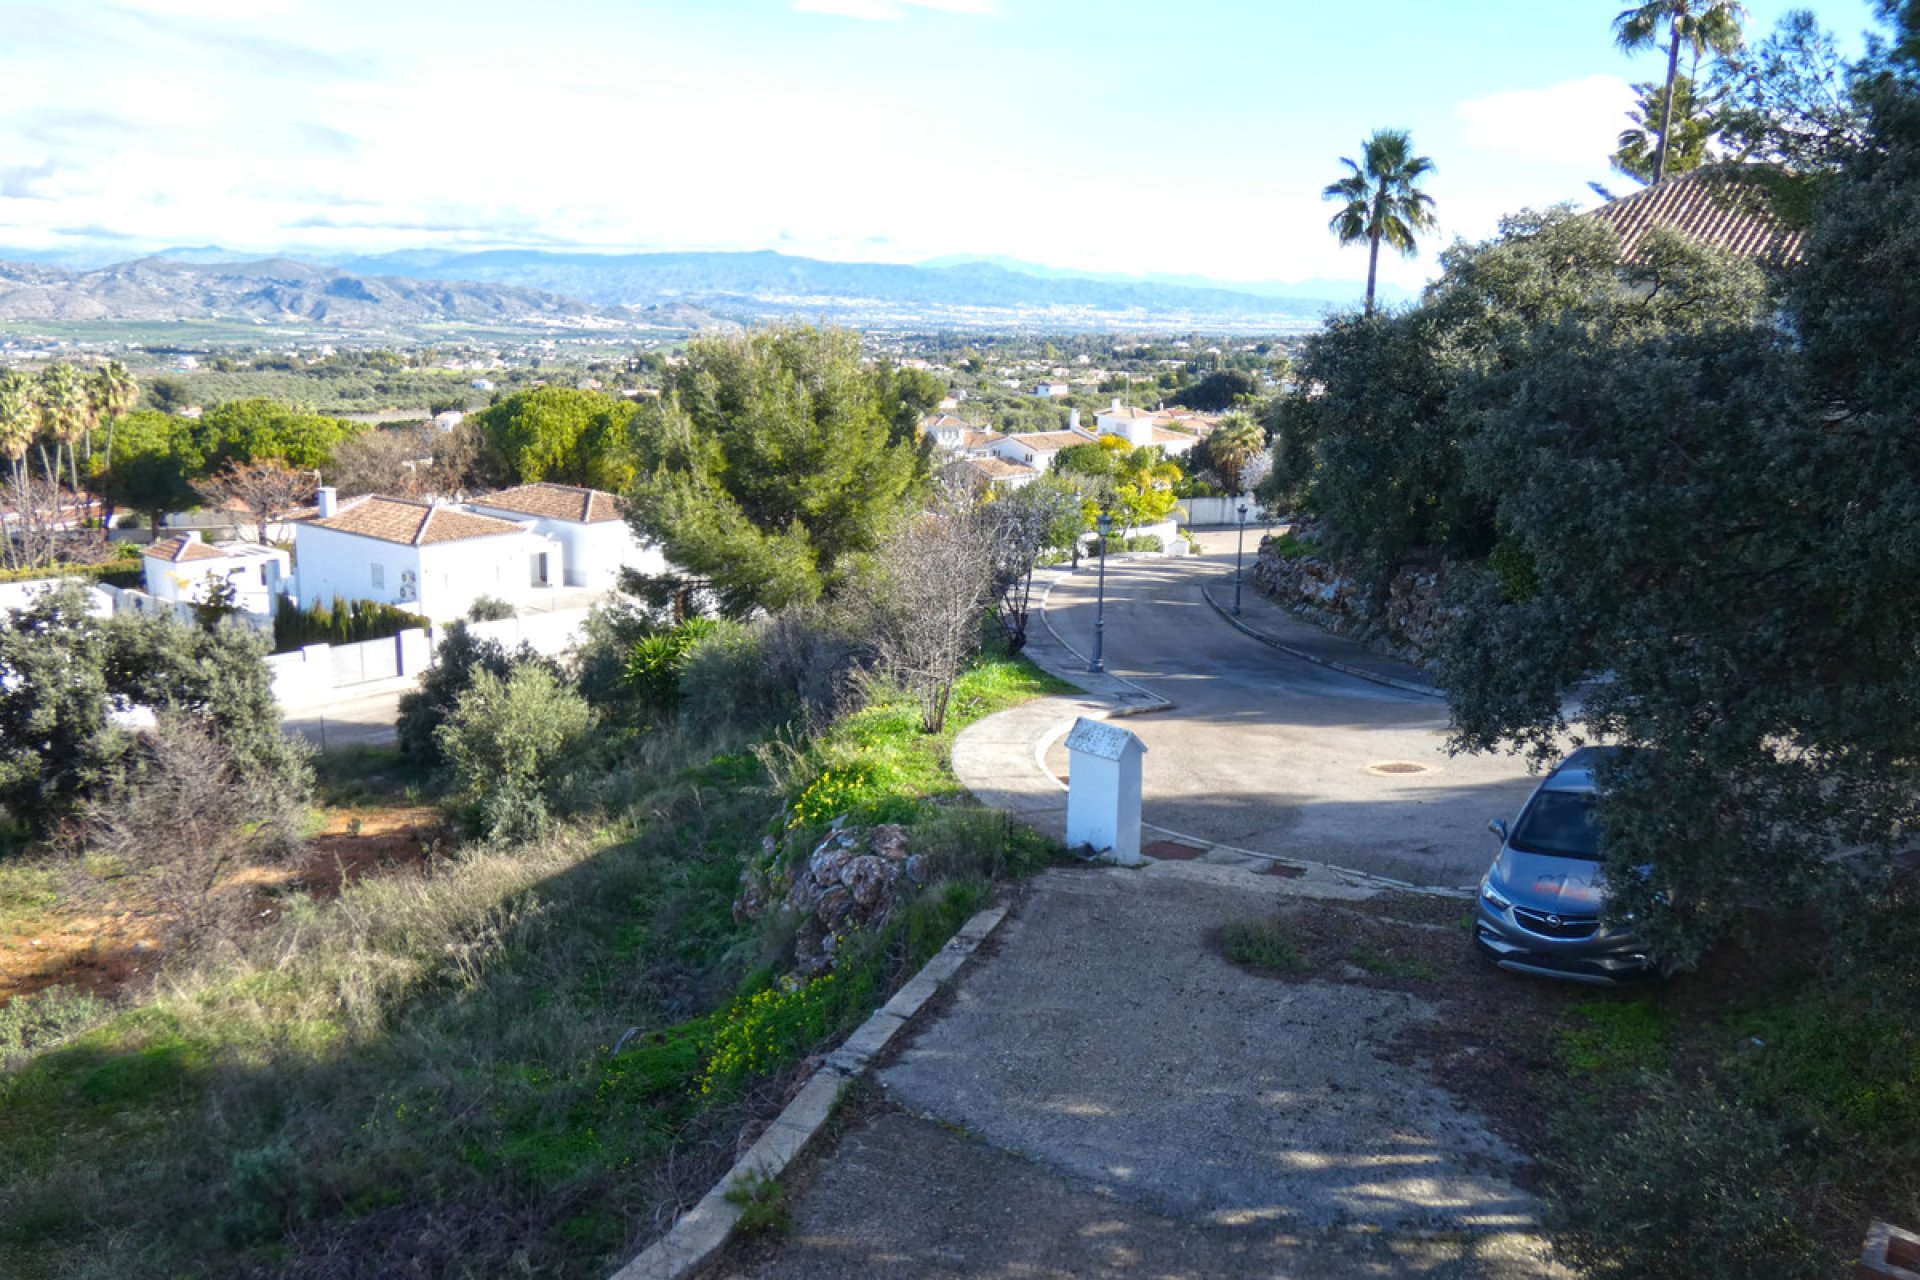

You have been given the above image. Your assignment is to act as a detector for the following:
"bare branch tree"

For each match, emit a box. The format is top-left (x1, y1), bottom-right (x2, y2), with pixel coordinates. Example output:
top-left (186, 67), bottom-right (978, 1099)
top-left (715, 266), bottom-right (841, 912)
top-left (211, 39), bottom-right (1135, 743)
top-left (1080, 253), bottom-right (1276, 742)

top-left (983, 478), bottom-right (1082, 655)
top-left (196, 458), bottom-right (316, 543)
top-left (867, 496), bottom-right (996, 734)
top-left (65, 714), bottom-right (306, 952)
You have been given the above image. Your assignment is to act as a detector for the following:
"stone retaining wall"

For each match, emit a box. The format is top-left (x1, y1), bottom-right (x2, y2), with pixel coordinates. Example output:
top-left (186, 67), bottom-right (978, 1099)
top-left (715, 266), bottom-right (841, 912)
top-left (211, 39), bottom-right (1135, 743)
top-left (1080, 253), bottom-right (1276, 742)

top-left (1251, 526), bottom-right (1451, 666)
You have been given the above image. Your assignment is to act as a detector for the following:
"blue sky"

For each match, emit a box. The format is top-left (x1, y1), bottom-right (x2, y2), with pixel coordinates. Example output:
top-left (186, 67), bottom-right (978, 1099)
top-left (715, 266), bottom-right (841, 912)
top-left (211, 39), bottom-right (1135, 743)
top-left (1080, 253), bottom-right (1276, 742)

top-left (0, 0), bottom-right (1884, 290)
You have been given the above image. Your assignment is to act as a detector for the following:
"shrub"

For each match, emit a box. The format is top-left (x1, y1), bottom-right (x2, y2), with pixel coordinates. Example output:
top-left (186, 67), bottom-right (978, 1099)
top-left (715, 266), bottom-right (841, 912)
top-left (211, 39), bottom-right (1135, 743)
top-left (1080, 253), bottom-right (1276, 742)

top-left (271, 596), bottom-right (421, 653)
top-left (65, 714), bottom-right (308, 950)
top-left (570, 594), bottom-right (662, 714)
top-left (395, 621), bottom-right (549, 765)
top-left (1549, 1077), bottom-right (1826, 1280)
top-left (623, 616), bottom-right (719, 719)
top-left (0, 986), bottom-right (110, 1067)
top-left (466, 595), bottom-right (515, 622)
top-left (436, 664), bottom-right (594, 842)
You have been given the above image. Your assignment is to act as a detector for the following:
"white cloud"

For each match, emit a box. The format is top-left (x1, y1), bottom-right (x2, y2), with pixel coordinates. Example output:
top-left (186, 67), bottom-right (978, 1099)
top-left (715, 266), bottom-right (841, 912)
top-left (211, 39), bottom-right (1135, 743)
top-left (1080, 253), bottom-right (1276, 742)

top-left (1455, 74), bottom-right (1636, 168)
top-left (112, 0), bottom-right (299, 16)
top-left (791, 0), bottom-right (994, 19)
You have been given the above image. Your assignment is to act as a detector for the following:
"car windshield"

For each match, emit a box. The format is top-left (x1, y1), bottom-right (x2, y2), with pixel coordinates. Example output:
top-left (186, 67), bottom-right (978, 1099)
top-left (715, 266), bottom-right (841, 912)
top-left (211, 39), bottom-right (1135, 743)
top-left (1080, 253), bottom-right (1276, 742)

top-left (1510, 790), bottom-right (1601, 861)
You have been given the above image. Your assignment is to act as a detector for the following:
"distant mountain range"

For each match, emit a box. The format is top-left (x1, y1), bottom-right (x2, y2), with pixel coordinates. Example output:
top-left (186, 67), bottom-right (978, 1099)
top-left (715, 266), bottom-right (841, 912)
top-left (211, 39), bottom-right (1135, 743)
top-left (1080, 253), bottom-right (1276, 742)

top-left (0, 245), bottom-right (1373, 334)
top-left (326, 248), bottom-right (1347, 331)
top-left (0, 257), bottom-right (709, 334)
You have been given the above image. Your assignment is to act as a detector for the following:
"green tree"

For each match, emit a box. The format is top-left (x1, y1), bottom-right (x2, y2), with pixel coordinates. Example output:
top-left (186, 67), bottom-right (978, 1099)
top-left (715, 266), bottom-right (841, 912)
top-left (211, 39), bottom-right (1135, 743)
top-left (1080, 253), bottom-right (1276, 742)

top-left (0, 372), bottom-right (34, 488)
top-left (1613, 74), bottom-right (1723, 183)
top-left (1614, 0), bottom-right (1748, 184)
top-left (436, 664), bottom-right (592, 842)
top-left (36, 363), bottom-right (92, 500)
top-left (92, 411), bottom-right (197, 540)
top-left (88, 361), bottom-right (138, 474)
top-left (1205, 413), bottom-right (1267, 493)
top-left (190, 399), bottom-right (364, 475)
top-left (1322, 128), bottom-right (1438, 314)
top-left (472, 386), bottom-right (637, 488)
top-left (625, 325), bottom-right (926, 616)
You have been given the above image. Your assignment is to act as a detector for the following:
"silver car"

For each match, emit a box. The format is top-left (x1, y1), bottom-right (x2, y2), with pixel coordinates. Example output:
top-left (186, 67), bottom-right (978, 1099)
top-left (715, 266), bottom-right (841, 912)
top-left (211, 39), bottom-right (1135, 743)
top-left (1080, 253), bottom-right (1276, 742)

top-left (1473, 746), bottom-right (1657, 984)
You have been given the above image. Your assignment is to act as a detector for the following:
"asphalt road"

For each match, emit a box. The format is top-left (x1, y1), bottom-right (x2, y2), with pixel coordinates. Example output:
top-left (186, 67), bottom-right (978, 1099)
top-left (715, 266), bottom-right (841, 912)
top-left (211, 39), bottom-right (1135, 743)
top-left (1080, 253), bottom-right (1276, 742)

top-left (1042, 533), bottom-right (1539, 889)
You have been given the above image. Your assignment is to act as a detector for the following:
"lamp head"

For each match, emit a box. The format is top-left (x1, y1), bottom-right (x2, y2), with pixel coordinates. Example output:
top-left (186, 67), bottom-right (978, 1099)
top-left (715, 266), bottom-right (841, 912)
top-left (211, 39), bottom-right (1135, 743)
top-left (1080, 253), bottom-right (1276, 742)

top-left (1237, 502), bottom-right (1249, 520)
top-left (1097, 511), bottom-right (1113, 535)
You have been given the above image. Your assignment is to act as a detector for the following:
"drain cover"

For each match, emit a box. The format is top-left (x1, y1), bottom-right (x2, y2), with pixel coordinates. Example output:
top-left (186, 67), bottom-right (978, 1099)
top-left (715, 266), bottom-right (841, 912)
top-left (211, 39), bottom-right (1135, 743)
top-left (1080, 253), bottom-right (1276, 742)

top-left (1367, 761), bottom-right (1434, 777)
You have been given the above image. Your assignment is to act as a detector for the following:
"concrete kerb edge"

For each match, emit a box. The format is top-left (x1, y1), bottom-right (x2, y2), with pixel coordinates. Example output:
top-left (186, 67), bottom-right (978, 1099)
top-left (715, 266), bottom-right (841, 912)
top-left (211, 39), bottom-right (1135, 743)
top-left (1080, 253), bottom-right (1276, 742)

top-left (1032, 568), bottom-right (1174, 715)
top-left (1197, 581), bottom-right (1445, 701)
top-left (605, 901), bottom-right (1012, 1280)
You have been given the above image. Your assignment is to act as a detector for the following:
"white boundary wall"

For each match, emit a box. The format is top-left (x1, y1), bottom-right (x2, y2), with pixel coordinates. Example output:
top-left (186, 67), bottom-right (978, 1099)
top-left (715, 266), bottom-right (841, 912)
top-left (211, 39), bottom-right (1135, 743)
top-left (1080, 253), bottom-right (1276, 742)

top-left (264, 606), bottom-right (594, 709)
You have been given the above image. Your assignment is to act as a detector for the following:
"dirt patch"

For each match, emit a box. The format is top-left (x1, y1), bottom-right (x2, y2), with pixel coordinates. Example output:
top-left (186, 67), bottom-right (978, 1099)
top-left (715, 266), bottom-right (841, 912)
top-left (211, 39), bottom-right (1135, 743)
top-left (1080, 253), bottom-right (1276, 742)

top-left (0, 805), bottom-right (446, 1008)
top-left (1142, 838), bottom-right (1207, 861)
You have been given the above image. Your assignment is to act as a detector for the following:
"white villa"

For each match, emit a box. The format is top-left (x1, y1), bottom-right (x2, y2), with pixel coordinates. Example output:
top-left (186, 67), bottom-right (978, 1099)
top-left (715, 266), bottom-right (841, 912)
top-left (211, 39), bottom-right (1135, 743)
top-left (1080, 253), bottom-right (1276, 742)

top-left (985, 428), bottom-right (1097, 472)
top-left (293, 489), bottom-right (566, 622)
top-left (1095, 398), bottom-right (1200, 459)
top-left (141, 533), bottom-right (291, 614)
top-left (945, 455), bottom-right (1040, 491)
top-left (463, 482), bottom-right (666, 591)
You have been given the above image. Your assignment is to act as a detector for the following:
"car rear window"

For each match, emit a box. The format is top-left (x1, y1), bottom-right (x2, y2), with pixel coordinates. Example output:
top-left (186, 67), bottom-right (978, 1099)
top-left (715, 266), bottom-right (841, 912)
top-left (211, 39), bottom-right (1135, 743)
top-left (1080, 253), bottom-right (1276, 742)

top-left (1511, 790), bottom-right (1601, 860)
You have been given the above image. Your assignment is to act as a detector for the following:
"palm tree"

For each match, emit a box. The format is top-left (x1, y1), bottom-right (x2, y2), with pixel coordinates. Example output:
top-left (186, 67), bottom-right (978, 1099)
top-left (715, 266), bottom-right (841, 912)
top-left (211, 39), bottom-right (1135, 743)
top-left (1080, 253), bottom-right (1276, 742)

top-left (1614, 0), bottom-right (1747, 184)
top-left (1322, 129), bottom-right (1438, 314)
top-left (1207, 413), bottom-right (1267, 495)
top-left (0, 373), bottom-right (34, 489)
top-left (36, 364), bottom-right (90, 499)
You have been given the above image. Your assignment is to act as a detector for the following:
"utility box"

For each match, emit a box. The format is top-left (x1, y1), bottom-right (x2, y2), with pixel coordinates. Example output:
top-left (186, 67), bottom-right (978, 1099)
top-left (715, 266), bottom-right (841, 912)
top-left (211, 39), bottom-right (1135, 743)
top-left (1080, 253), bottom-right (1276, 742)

top-left (1065, 717), bottom-right (1147, 866)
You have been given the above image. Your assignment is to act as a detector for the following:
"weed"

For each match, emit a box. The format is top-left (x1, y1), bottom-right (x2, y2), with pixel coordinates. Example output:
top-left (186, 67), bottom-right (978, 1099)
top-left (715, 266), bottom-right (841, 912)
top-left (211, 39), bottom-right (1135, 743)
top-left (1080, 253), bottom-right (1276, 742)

top-left (1219, 918), bottom-right (1305, 974)
top-left (1346, 943), bottom-right (1437, 980)
top-left (724, 1169), bottom-right (792, 1236)
top-left (1558, 999), bottom-right (1667, 1076)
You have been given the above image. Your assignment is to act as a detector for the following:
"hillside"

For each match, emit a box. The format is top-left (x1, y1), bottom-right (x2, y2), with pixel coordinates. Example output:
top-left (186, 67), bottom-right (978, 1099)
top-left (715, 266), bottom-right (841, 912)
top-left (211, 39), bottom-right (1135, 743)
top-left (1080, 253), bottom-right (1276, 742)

top-left (332, 248), bottom-right (1339, 332)
top-left (0, 257), bottom-right (692, 333)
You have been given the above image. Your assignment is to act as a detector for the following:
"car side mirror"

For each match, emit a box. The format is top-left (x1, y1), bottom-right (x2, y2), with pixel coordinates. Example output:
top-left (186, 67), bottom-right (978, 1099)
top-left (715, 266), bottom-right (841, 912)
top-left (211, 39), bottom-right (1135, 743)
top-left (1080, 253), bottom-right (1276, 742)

top-left (1487, 818), bottom-right (1509, 842)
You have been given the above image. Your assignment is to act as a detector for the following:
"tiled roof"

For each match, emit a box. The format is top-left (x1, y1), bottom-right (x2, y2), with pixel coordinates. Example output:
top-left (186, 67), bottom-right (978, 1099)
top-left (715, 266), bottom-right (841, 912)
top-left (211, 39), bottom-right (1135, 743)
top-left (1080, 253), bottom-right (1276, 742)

top-left (1097, 403), bottom-right (1152, 421)
top-left (1149, 427), bottom-right (1197, 446)
top-left (958, 456), bottom-right (1039, 480)
top-left (921, 412), bottom-right (986, 434)
top-left (141, 536), bottom-right (225, 563)
top-left (472, 482), bottom-right (621, 524)
top-left (1001, 430), bottom-right (1095, 452)
top-left (307, 496), bottom-right (527, 546)
top-left (1592, 168), bottom-right (1806, 265)
top-left (956, 429), bottom-right (1000, 451)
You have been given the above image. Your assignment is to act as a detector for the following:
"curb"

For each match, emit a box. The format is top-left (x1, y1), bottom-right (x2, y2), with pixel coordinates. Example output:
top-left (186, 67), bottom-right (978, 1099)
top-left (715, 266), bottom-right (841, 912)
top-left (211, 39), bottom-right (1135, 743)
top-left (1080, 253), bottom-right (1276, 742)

top-left (1198, 581), bottom-right (1445, 700)
top-left (1033, 568), bottom-right (1173, 716)
top-left (607, 904), bottom-right (1011, 1280)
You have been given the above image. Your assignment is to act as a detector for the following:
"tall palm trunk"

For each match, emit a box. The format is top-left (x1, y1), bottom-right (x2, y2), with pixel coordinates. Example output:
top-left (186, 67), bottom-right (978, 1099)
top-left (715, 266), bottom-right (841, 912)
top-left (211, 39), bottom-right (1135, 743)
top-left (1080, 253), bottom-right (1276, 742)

top-left (1364, 231), bottom-right (1383, 314)
top-left (1653, 19), bottom-right (1684, 182)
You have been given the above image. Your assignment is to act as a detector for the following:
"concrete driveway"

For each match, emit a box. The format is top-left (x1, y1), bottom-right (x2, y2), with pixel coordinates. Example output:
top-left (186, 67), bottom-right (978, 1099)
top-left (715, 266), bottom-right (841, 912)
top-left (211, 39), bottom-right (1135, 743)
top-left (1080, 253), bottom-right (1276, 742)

top-left (1040, 535), bottom-right (1538, 889)
top-left (722, 864), bottom-right (1563, 1280)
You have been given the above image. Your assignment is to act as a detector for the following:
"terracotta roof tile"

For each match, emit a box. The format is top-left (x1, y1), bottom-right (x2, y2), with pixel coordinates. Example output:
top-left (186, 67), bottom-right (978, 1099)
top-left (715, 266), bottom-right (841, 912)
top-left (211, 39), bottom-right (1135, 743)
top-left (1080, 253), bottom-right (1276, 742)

top-left (308, 496), bottom-right (527, 546)
top-left (1001, 430), bottom-right (1096, 452)
top-left (141, 536), bottom-right (226, 563)
top-left (958, 456), bottom-right (1038, 480)
top-left (1592, 168), bottom-right (1806, 265)
top-left (472, 482), bottom-right (621, 524)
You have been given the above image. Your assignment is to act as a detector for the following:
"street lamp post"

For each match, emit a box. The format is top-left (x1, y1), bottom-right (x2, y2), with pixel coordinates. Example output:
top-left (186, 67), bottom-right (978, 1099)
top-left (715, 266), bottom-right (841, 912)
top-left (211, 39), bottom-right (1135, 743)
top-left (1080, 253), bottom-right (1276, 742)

top-left (1089, 509), bottom-right (1113, 673)
top-left (1233, 500), bottom-right (1250, 616)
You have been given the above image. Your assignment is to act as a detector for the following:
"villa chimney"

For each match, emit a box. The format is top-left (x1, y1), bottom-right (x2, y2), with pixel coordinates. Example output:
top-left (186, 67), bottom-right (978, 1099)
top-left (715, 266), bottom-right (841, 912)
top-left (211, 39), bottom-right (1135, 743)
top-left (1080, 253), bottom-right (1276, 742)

top-left (316, 486), bottom-right (337, 518)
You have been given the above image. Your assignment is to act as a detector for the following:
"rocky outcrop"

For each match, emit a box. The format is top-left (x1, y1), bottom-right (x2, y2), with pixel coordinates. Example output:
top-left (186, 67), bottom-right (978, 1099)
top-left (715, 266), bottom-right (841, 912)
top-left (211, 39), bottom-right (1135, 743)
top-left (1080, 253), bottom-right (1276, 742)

top-left (735, 821), bottom-right (925, 978)
top-left (1251, 524), bottom-right (1452, 665)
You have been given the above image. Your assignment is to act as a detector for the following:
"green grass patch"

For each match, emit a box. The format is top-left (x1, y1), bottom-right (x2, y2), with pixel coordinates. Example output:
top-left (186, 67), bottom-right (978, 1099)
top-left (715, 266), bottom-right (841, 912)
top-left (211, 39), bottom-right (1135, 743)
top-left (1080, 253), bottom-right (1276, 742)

top-left (1270, 531), bottom-right (1316, 561)
top-left (0, 862), bottom-right (60, 933)
top-left (1558, 997), bottom-right (1668, 1077)
top-left (1219, 918), bottom-right (1306, 974)
top-left (0, 647), bottom-right (1069, 1279)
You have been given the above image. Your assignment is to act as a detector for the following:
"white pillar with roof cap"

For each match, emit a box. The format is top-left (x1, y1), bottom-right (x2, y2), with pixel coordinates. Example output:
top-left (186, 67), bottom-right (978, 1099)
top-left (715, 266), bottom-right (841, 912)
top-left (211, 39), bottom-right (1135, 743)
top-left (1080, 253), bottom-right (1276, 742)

top-left (1064, 716), bottom-right (1148, 866)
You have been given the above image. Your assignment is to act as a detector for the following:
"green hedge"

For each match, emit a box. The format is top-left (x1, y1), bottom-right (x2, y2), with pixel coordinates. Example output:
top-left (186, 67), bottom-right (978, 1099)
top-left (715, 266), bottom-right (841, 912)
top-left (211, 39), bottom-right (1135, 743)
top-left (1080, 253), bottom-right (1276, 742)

top-left (272, 596), bottom-right (423, 653)
top-left (0, 562), bottom-right (144, 589)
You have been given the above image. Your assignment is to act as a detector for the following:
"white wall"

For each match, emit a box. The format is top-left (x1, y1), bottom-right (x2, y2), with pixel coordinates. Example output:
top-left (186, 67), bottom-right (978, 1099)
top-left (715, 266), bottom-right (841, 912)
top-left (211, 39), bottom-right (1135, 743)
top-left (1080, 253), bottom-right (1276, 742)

top-left (462, 506), bottom-right (660, 590)
top-left (293, 525), bottom-right (566, 623)
top-left (265, 608), bottom-right (594, 709)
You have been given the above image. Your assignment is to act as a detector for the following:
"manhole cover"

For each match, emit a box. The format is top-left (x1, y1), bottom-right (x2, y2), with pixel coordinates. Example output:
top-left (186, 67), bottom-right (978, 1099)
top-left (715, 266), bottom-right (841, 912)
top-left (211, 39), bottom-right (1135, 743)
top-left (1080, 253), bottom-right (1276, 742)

top-left (1366, 761), bottom-right (1435, 777)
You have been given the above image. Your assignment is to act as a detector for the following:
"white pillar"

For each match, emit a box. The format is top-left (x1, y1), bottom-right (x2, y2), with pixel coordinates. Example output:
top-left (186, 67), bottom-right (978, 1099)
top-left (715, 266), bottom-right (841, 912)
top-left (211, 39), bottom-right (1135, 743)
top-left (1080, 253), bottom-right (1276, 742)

top-left (1064, 717), bottom-right (1148, 866)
